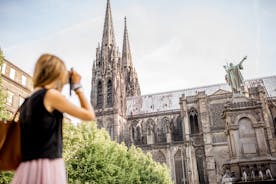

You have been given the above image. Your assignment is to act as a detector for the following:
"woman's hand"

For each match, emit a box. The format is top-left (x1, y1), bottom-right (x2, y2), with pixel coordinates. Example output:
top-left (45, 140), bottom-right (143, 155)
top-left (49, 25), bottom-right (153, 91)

top-left (70, 69), bottom-right (81, 84)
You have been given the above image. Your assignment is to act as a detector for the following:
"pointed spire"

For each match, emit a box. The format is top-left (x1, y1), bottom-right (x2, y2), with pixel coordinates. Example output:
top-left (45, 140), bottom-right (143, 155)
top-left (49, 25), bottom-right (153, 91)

top-left (122, 17), bottom-right (132, 67)
top-left (102, 0), bottom-right (116, 47)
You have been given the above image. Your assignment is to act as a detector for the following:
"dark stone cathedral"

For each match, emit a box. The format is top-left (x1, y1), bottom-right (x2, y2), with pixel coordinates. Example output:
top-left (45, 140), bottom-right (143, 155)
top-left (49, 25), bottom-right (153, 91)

top-left (91, 1), bottom-right (276, 183)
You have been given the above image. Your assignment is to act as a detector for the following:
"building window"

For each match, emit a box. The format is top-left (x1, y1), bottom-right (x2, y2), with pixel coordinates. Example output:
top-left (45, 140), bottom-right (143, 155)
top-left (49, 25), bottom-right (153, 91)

top-left (196, 150), bottom-right (206, 184)
top-left (9, 68), bottom-right (15, 80)
top-left (19, 96), bottom-right (25, 107)
top-left (174, 150), bottom-right (185, 184)
top-left (189, 108), bottom-right (199, 134)
top-left (21, 75), bottom-right (27, 86)
top-left (7, 91), bottom-right (14, 106)
top-left (154, 151), bottom-right (166, 164)
top-left (173, 115), bottom-right (183, 141)
top-left (97, 81), bottom-right (103, 108)
top-left (106, 79), bottom-right (113, 107)
top-left (1, 63), bottom-right (6, 74)
top-left (160, 118), bottom-right (168, 143)
top-left (131, 122), bottom-right (143, 145)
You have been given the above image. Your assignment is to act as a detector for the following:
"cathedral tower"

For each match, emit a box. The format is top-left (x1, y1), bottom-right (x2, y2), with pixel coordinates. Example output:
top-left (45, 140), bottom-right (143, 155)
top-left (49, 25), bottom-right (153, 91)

top-left (122, 17), bottom-right (141, 97)
top-left (91, 0), bottom-right (126, 142)
top-left (91, 0), bottom-right (141, 142)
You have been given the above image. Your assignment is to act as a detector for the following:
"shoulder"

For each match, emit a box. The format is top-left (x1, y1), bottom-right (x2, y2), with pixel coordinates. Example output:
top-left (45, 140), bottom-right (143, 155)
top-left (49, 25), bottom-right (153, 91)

top-left (45, 88), bottom-right (62, 98)
top-left (44, 89), bottom-right (66, 103)
top-left (44, 89), bottom-right (67, 112)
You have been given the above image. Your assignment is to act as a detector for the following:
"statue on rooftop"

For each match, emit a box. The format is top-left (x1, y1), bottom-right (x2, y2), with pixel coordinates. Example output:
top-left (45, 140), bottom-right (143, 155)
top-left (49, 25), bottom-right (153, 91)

top-left (224, 56), bottom-right (247, 94)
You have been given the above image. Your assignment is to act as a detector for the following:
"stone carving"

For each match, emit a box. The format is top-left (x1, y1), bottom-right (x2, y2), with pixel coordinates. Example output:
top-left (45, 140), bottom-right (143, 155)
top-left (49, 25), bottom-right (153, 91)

top-left (241, 168), bottom-right (247, 182)
top-left (224, 56), bottom-right (247, 94)
top-left (258, 168), bottom-right (264, 180)
top-left (210, 103), bottom-right (225, 130)
top-left (265, 167), bottom-right (273, 180)
top-left (251, 168), bottom-right (255, 180)
top-left (221, 168), bottom-right (237, 184)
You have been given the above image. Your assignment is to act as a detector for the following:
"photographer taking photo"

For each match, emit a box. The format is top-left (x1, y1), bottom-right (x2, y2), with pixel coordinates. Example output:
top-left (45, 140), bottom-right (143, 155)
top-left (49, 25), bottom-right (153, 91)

top-left (11, 54), bottom-right (96, 184)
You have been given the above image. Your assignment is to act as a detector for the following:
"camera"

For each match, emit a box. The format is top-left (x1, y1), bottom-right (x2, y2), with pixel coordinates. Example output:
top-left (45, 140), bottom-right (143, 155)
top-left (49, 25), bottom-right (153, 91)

top-left (69, 68), bottom-right (73, 96)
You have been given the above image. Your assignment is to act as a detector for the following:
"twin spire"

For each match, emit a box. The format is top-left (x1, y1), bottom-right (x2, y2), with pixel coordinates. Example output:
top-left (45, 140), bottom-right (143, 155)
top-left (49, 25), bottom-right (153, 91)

top-left (102, 0), bottom-right (115, 47)
top-left (102, 0), bottom-right (132, 66)
top-left (122, 17), bottom-right (132, 67)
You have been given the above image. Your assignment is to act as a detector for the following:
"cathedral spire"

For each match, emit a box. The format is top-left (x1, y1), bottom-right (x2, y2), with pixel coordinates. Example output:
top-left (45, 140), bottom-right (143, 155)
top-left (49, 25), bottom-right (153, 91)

top-left (122, 17), bottom-right (132, 67)
top-left (102, 0), bottom-right (116, 47)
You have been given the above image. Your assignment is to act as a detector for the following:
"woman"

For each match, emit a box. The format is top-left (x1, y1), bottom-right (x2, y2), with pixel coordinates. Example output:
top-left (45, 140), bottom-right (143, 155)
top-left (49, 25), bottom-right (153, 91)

top-left (11, 54), bottom-right (96, 184)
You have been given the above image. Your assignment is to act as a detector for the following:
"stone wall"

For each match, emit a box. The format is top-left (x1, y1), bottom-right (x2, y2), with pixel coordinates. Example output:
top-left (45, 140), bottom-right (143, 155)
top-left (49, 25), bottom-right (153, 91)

top-left (1, 59), bottom-right (32, 114)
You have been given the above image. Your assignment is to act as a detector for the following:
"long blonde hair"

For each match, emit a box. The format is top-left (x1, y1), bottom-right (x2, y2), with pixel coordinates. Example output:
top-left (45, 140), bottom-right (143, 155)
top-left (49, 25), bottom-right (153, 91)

top-left (33, 54), bottom-right (67, 88)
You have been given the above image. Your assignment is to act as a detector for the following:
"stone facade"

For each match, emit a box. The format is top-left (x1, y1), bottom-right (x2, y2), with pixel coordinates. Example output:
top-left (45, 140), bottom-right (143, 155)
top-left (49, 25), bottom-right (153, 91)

top-left (91, 1), bottom-right (276, 183)
top-left (90, 0), bottom-right (140, 143)
top-left (1, 59), bottom-right (33, 114)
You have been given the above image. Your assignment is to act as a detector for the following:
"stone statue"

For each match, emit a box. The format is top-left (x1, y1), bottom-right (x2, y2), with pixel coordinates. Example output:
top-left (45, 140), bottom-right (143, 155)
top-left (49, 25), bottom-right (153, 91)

top-left (251, 168), bottom-right (256, 180)
top-left (221, 169), bottom-right (236, 184)
top-left (259, 168), bottom-right (264, 180)
top-left (224, 56), bottom-right (247, 94)
top-left (265, 167), bottom-right (273, 180)
top-left (241, 169), bottom-right (247, 182)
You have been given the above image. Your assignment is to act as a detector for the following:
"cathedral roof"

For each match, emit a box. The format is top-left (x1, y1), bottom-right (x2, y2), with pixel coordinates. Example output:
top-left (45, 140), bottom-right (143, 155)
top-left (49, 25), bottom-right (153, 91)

top-left (126, 76), bottom-right (276, 116)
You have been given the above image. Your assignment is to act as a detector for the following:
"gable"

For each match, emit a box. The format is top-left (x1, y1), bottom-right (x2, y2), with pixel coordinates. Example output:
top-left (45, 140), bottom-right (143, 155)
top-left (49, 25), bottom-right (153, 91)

top-left (211, 89), bottom-right (231, 96)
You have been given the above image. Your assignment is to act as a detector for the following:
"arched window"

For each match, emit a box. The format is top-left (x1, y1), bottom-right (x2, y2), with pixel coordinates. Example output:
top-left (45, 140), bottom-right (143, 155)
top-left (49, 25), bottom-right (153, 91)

top-left (97, 81), bottom-right (103, 108)
top-left (131, 126), bottom-right (135, 140)
top-left (153, 151), bottom-right (166, 164)
top-left (160, 118), bottom-right (168, 143)
top-left (189, 108), bottom-right (199, 134)
top-left (173, 116), bottom-right (183, 141)
top-left (131, 121), bottom-right (142, 145)
top-left (106, 79), bottom-right (113, 107)
top-left (147, 119), bottom-right (155, 136)
top-left (146, 119), bottom-right (155, 144)
top-left (196, 149), bottom-right (206, 184)
top-left (174, 150), bottom-right (185, 184)
top-left (136, 126), bottom-right (142, 145)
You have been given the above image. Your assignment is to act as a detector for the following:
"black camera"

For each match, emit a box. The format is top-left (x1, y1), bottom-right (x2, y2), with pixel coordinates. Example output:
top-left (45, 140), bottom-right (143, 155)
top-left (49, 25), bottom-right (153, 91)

top-left (69, 68), bottom-right (73, 96)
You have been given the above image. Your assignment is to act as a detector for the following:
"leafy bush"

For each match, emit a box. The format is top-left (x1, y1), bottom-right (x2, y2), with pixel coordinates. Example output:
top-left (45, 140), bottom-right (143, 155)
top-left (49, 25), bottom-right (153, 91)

top-left (64, 122), bottom-right (173, 184)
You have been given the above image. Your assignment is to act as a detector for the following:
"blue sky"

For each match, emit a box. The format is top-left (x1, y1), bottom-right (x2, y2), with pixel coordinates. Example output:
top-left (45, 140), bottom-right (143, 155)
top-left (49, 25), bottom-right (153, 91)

top-left (1, 0), bottom-right (276, 98)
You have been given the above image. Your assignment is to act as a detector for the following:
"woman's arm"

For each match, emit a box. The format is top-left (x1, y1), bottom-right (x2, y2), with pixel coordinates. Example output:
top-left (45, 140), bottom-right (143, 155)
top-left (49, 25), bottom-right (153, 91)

top-left (45, 89), bottom-right (96, 121)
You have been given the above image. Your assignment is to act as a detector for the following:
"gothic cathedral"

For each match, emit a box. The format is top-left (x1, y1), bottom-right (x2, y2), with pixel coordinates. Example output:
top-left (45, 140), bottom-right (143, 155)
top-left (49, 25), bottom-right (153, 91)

top-left (90, 0), bottom-right (140, 142)
top-left (91, 1), bottom-right (276, 183)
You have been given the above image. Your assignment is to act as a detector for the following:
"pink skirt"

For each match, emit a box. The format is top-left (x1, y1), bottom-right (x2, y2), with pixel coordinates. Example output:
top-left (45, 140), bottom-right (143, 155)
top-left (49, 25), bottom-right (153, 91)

top-left (11, 158), bottom-right (67, 184)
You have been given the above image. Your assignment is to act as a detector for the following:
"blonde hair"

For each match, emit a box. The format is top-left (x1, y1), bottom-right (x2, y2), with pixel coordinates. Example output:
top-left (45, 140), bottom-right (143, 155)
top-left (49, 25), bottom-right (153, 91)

top-left (33, 54), bottom-right (67, 88)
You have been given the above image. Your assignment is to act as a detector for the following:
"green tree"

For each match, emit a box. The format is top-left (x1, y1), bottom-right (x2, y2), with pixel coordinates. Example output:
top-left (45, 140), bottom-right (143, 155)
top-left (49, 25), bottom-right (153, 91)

top-left (64, 122), bottom-right (173, 184)
top-left (0, 49), bottom-right (14, 184)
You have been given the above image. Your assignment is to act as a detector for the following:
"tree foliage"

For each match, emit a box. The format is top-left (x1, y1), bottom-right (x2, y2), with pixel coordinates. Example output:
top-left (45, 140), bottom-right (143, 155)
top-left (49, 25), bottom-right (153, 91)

top-left (64, 122), bottom-right (173, 184)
